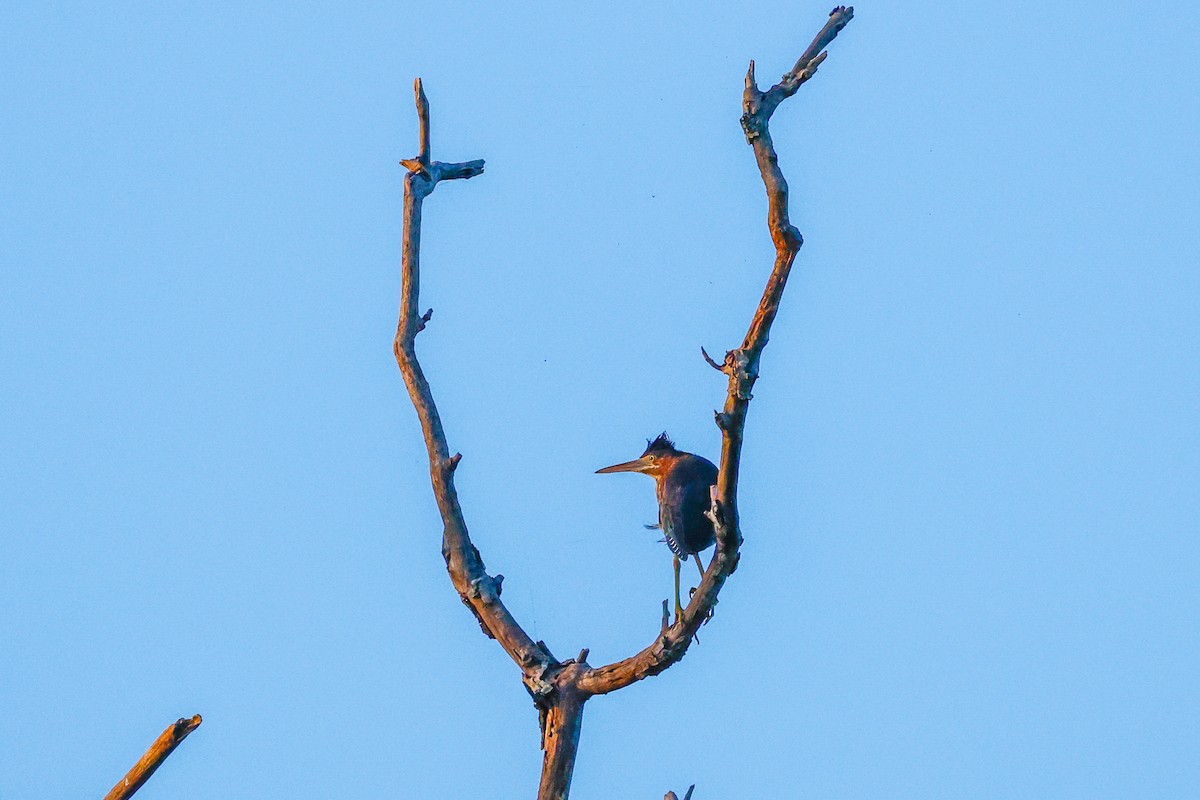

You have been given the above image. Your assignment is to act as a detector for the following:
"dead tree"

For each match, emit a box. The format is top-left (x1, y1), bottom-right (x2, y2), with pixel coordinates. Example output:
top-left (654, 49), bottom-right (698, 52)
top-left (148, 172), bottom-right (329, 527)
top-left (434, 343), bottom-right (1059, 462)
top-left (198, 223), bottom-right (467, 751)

top-left (394, 8), bottom-right (854, 798)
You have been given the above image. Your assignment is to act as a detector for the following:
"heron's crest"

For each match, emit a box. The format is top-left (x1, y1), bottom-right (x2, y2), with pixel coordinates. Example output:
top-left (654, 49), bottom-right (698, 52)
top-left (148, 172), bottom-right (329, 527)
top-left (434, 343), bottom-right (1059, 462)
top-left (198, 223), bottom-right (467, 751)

top-left (642, 432), bottom-right (678, 457)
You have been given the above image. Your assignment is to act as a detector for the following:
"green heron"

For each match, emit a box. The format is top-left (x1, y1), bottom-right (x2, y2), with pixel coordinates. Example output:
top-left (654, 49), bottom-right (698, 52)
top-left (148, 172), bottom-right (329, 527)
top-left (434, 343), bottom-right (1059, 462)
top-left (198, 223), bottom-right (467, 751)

top-left (596, 433), bottom-right (718, 622)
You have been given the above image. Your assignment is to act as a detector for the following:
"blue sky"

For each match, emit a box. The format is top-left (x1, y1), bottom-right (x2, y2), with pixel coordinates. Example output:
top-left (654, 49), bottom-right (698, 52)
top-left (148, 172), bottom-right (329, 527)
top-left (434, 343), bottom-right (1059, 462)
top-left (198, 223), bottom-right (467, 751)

top-left (2, 2), bottom-right (1197, 797)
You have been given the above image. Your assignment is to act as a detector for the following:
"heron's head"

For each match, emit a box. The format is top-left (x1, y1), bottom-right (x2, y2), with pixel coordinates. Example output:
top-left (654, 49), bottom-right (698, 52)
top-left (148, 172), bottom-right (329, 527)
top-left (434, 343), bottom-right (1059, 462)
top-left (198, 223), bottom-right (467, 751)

top-left (595, 432), bottom-right (680, 479)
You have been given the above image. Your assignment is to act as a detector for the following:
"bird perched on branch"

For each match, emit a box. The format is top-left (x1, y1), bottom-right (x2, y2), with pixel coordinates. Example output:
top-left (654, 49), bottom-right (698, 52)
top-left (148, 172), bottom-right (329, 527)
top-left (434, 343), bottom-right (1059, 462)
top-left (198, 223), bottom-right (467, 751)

top-left (596, 433), bottom-right (718, 622)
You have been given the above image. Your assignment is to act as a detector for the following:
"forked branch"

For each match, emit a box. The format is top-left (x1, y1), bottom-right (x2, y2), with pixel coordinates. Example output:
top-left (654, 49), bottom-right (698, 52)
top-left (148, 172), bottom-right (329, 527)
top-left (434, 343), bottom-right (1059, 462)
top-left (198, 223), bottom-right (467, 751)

top-left (395, 8), bottom-right (852, 796)
top-left (103, 715), bottom-right (202, 800)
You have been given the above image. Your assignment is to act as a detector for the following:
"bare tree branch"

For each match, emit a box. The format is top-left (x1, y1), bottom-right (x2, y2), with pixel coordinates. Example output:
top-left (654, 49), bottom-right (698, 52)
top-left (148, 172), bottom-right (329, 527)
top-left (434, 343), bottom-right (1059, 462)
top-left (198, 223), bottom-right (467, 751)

top-left (577, 5), bottom-right (854, 698)
top-left (393, 79), bottom-right (553, 688)
top-left (102, 715), bottom-right (202, 800)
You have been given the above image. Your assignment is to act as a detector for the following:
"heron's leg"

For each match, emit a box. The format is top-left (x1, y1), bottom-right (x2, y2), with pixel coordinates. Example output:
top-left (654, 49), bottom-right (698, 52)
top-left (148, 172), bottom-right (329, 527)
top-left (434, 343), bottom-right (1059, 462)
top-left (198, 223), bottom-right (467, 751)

top-left (673, 555), bottom-right (683, 623)
top-left (694, 553), bottom-right (717, 625)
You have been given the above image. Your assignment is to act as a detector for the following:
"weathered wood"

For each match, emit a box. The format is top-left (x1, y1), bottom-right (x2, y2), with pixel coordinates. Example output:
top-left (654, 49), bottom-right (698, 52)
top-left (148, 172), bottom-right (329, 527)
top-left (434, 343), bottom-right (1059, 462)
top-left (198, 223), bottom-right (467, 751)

top-left (393, 79), bottom-right (571, 799)
top-left (394, 80), bottom-right (549, 677)
top-left (536, 664), bottom-right (590, 800)
top-left (102, 715), bottom-right (202, 800)
top-left (394, 7), bottom-right (853, 791)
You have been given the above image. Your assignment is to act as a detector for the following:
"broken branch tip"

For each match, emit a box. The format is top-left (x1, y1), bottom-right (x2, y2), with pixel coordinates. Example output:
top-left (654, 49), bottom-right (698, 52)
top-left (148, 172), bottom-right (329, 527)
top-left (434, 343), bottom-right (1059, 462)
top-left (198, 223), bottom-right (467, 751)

top-left (171, 715), bottom-right (202, 739)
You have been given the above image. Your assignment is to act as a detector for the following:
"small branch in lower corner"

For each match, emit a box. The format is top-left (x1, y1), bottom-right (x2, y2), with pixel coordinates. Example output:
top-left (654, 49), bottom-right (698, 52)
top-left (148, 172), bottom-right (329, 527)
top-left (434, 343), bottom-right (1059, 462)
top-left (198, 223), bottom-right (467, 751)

top-left (103, 715), bottom-right (202, 800)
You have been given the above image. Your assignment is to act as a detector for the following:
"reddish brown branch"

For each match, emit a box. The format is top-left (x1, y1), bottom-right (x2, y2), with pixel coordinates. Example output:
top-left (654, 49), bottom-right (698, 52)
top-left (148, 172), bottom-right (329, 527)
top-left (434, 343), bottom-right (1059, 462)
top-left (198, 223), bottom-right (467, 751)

top-left (103, 715), bottom-right (202, 800)
top-left (577, 6), bottom-right (853, 698)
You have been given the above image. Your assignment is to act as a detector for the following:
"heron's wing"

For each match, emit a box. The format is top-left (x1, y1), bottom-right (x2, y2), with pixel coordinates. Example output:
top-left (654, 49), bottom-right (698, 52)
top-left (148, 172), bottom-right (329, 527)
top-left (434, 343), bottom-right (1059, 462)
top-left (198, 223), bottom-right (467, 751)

top-left (659, 478), bottom-right (708, 558)
top-left (659, 495), bottom-right (687, 558)
top-left (659, 457), bottom-right (719, 558)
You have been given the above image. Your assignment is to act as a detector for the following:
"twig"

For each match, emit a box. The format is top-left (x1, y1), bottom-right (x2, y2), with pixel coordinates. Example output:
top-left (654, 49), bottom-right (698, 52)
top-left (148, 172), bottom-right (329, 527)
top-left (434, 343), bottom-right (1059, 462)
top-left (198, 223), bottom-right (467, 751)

top-left (102, 715), bottom-right (202, 800)
top-left (700, 346), bottom-right (725, 372)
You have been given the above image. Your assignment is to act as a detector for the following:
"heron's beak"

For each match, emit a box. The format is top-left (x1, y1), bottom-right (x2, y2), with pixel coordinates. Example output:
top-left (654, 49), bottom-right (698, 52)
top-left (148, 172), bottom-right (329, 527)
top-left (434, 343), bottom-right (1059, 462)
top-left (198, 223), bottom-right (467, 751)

top-left (595, 456), bottom-right (652, 475)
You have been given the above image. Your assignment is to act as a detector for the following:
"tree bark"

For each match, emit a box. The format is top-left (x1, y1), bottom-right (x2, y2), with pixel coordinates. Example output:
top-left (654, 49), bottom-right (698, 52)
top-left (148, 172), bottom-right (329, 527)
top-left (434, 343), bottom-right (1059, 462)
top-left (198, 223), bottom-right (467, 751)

top-left (537, 677), bottom-right (587, 800)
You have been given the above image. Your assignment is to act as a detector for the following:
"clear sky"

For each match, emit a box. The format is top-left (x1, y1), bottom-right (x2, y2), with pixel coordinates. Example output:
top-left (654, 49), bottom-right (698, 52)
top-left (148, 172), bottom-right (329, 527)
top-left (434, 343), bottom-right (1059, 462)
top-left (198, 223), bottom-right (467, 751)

top-left (2, 2), bottom-right (1197, 798)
